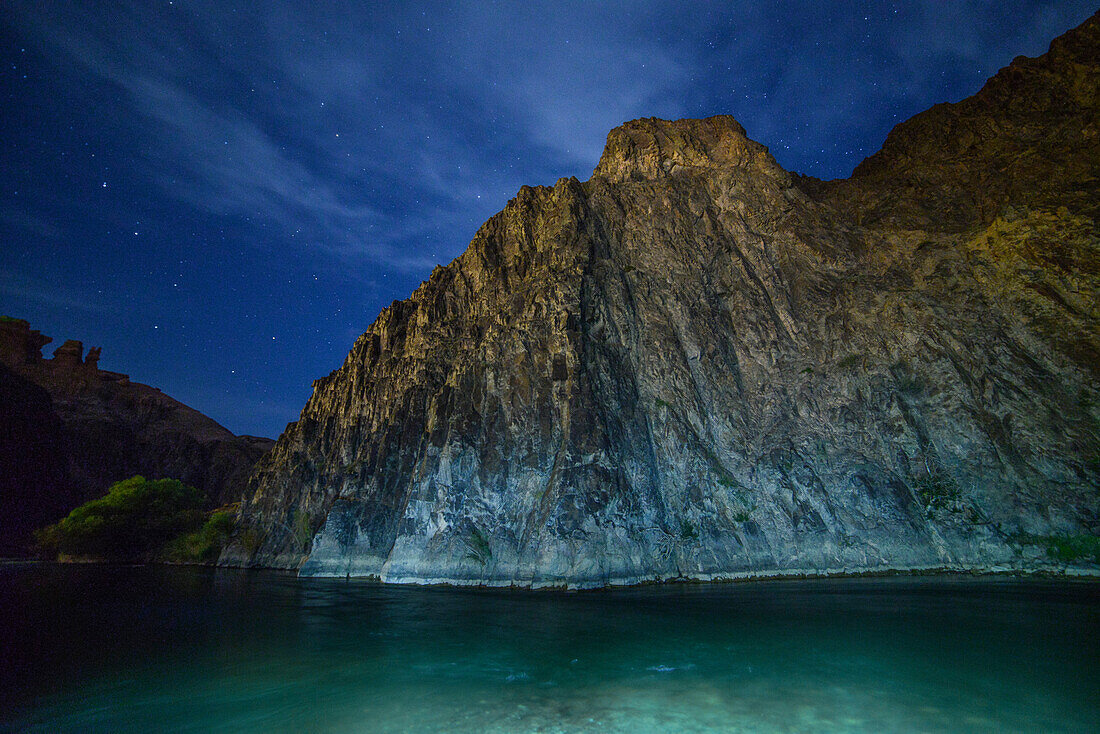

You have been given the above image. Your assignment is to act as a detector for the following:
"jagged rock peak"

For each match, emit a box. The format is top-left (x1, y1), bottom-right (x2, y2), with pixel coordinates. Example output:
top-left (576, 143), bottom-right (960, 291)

top-left (831, 9), bottom-right (1100, 229)
top-left (592, 115), bottom-right (784, 183)
top-left (51, 340), bottom-right (87, 370)
top-left (0, 317), bottom-right (51, 366)
top-left (1045, 7), bottom-right (1100, 60)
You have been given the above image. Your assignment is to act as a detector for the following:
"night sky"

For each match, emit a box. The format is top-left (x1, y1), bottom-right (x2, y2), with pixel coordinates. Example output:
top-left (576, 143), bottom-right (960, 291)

top-left (2, 2), bottom-right (1095, 438)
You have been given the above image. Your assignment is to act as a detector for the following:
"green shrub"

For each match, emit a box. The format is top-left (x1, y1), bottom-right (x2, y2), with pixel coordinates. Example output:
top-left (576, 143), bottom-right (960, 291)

top-left (679, 519), bottom-right (699, 540)
top-left (0, 314), bottom-right (28, 325)
top-left (837, 353), bottom-right (863, 370)
top-left (1038, 535), bottom-right (1100, 563)
top-left (463, 526), bottom-right (491, 565)
top-left (37, 476), bottom-right (205, 560)
top-left (704, 447), bottom-right (738, 490)
top-left (292, 510), bottom-right (314, 549)
top-left (162, 511), bottom-right (235, 563)
top-left (914, 471), bottom-right (960, 511)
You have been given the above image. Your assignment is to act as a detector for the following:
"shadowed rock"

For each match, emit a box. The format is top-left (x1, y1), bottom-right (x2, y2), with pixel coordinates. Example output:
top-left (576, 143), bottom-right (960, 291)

top-left (0, 320), bottom-right (274, 552)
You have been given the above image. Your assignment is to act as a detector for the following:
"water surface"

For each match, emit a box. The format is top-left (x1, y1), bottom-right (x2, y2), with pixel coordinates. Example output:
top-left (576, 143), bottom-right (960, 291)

top-left (2, 565), bottom-right (1097, 732)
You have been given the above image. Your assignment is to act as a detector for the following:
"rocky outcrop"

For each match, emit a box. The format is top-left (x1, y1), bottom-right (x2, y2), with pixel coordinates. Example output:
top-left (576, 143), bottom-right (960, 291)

top-left (809, 10), bottom-right (1100, 232)
top-left (0, 362), bottom-right (73, 555)
top-left (226, 13), bottom-right (1100, 585)
top-left (0, 319), bottom-right (274, 552)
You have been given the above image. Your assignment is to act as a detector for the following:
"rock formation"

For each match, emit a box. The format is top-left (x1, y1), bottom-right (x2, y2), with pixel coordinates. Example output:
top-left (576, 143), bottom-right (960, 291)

top-left (0, 319), bottom-right (274, 552)
top-left (225, 13), bottom-right (1100, 585)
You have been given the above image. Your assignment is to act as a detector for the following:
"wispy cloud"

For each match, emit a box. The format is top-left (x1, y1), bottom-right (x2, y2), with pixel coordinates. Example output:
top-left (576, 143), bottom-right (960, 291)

top-left (10, 3), bottom-right (494, 272)
top-left (3, 0), bottom-right (1096, 438)
top-left (1, 208), bottom-right (64, 239)
top-left (124, 76), bottom-right (390, 254)
top-left (0, 272), bottom-right (110, 314)
top-left (431, 2), bottom-right (692, 168)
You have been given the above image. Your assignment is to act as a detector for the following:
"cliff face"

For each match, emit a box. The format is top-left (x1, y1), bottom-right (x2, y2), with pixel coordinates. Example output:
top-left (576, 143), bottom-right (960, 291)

top-left (226, 14), bottom-right (1100, 585)
top-left (0, 320), bottom-right (274, 552)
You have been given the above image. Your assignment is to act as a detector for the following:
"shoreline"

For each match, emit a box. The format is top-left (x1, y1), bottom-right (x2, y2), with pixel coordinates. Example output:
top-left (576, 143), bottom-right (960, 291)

top-left (9, 557), bottom-right (1099, 590)
top-left (320, 563), bottom-right (1100, 591)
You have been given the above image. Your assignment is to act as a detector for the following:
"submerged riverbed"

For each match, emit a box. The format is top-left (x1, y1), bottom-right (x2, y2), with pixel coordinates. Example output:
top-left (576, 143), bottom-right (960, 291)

top-left (2, 565), bottom-right (1097, 733)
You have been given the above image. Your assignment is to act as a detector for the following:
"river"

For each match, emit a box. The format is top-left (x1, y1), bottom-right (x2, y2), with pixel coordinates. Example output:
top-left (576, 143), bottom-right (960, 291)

top-left (2, 564), bottom-right (1097, 732)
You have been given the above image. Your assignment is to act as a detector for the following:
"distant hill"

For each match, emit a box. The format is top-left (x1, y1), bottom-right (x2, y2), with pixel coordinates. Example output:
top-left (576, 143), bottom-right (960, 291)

top-left (0, 318), bottom-right (273, 554)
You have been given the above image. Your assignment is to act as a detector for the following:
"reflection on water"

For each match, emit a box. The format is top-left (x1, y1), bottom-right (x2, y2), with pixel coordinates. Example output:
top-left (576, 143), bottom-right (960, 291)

top-left (2, 565), bottom-right (1098, 732)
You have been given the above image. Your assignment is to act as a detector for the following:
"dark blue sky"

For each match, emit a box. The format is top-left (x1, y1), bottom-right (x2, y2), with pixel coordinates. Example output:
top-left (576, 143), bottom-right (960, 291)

top-left (2, 1), bottom-right (1095, 438)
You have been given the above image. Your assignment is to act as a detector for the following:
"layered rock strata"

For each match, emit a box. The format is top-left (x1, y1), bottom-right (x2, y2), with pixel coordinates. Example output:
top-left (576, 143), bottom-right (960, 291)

top-left (226, 13), bottom-right (1100, 585)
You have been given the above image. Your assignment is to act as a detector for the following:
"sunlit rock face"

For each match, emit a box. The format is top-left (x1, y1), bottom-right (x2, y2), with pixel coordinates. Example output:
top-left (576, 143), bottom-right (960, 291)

top-left (226, 13), bottom-right (1099, 585)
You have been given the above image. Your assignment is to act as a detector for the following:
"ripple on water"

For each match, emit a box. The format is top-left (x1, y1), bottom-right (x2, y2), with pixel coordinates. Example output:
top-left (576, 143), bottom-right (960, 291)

top-left (2, 567), bottom-right (1097, 733)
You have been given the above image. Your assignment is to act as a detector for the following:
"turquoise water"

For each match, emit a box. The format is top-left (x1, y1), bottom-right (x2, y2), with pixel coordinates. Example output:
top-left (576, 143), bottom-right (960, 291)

top-left (2, 566), bottom-right (1097, 733)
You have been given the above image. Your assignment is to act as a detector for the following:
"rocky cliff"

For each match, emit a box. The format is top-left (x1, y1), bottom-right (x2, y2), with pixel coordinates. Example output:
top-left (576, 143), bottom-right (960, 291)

top-left (225, 13), bottom-right (1100, 585)
top-left (0, 319), bottom-right (274, 552)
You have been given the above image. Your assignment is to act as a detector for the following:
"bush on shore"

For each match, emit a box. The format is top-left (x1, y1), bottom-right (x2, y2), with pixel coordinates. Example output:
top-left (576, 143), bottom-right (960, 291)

top-left (160, 511), bottom-right (236, 563)
top-left (35, 475), bottom-right (234, 562)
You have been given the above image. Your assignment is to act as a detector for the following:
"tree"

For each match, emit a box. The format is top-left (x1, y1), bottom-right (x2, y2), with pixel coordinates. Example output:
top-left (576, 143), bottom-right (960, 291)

top-left (36, 476), bottom-right (205, 560)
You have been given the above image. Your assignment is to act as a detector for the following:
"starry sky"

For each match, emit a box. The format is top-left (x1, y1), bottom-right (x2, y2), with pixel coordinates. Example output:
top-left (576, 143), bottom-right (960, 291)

top-left (1, 1), bottom-right (1095, 438)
